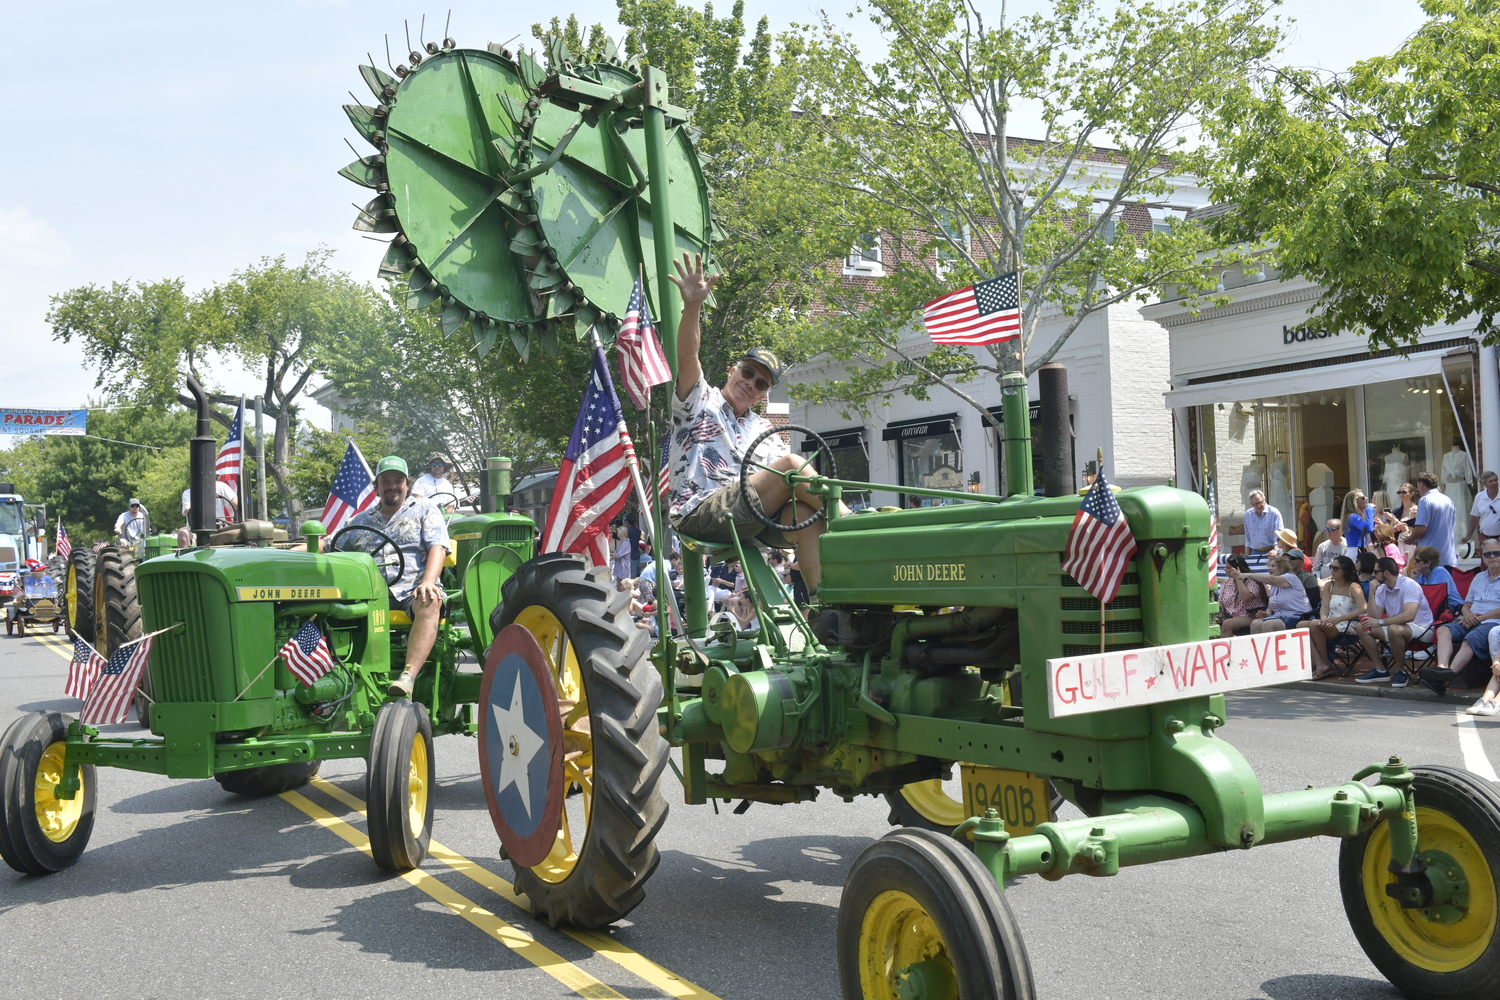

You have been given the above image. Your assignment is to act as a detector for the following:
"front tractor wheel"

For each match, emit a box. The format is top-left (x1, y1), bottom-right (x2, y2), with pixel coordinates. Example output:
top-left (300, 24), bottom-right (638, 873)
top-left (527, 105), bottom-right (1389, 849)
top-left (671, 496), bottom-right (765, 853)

top-left (0, 711), bottom-right (96, 875)
top-left (1340, 765), bottom-right (1500, 1000)
top-left (366, 700), bottom-right (435, 872)
top-left (491, 553), bottom-right (669, 928)
top-left (839, 828), bottom-right (1035, 1000)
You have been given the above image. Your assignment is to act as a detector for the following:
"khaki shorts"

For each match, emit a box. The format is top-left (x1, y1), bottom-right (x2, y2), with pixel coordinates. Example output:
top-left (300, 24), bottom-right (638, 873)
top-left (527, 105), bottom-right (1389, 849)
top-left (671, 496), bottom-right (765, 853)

top-left (671, 485), bottom-right (799, 549)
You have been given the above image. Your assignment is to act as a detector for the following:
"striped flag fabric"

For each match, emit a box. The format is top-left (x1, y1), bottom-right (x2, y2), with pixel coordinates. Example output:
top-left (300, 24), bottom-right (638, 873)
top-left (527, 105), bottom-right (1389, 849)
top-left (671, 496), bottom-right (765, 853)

top-left (1205, 475), bottom-right (1220, 590)
top-left (616, 271), bottom-right (671, 409)
top-left (1061, 471), bottom-right (1139, 604)
top-left (79, 633), bottom-right (157, 725)
top-left (541, 348), bottom-right (634, 568)
top-left (216, 400), bottom-right (245, 495)
top-left (321, 440), bottom-right (377, 535)
top-left (65, 634), bottom-right (105, 700)
top-left (279, 620), bottom-right (336, 686)
top-left (922, 271), bottom-right (1022, 345)
top-left (657, 434), bottom-right (670, 501)
top-left (56, 518), bottom-right (72, 561)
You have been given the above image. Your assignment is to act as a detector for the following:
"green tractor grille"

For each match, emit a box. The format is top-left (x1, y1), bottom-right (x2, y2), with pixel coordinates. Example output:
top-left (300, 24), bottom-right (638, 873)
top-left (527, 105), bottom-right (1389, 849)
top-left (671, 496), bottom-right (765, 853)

top-left (1059, 571), bottom-right (1145, 656)
top-left (140, 573), bottom-right (229, 703)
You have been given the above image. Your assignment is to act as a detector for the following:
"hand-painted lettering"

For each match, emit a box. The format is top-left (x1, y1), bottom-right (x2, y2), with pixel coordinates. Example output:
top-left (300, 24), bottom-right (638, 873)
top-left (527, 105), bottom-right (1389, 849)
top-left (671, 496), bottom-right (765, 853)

top-left (1274, 632), bottom-right (1288, 671)
top-left (1188, 645), bottom-right (1212, 686)
top-left (1250, 636), bottom-right (1273, 674)
top-left (1211, 640), bottom-right (1231, 681)
top-left (1121, 653), bottom-right (1139, 694)
top-left (1054, 662), bottom-right (1077, 704)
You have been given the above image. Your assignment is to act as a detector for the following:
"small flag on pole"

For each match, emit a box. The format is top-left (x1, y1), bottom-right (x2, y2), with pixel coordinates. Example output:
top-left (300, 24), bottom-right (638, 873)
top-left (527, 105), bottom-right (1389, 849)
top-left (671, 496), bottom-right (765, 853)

top-left (66, 635), bottom-right (105, 700)
top-left (216, 400), bottom-right (245, 488)
top-left (616, 270), bottom-right (672, 409)
top-left (56, 518), bottom-right (72, 561)
top-left (1061, 470), bottom-right (1139, 605)
top-left (922, 271), bottom-right (1022, 346)
top-left (1205, 475), bottom-right (1220, 590)
top-left (278, 620), bottom-right (336, 686)
top-left (657, 434), bottom-right (670, 501)
top-left (541, 348), bottom-right (635, 568)
top-left (79, 633), bottom-right (159, 725)
top-left (321, 440), bottom-right (377, 535)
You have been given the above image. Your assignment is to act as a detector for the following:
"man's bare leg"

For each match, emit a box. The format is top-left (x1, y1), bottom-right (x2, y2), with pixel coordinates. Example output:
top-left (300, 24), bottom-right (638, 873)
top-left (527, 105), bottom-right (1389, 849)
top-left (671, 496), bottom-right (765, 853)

top-left (1388, 625), bottom-right (1410, 671)
top-left (1436, 627), bottom-right (1455, 668)
top-left (1357, 628), bottom-right (1384, 667)
top-left (403, 591), bottom-right (443, 681)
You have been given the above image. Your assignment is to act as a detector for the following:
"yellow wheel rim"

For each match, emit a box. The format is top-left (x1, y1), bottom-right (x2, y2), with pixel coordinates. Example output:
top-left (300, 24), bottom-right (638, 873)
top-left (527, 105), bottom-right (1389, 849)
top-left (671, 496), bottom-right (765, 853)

top-left (65, 565), bottom-right (77, 629)
top-left (92, 566), bottom-right (107, 652)
top-left (858, 889), bottom-right (956, 999)
top-left (514, 605), bottom-right (589, 884)
top-left (34, 742), bottom-right (84, 844)
top-left (900, 779), bottom-right (966, 828)
top-left (407, 731), bottom-right (429, 837)
top-left (1363, 805), bottom-right (1498, 972)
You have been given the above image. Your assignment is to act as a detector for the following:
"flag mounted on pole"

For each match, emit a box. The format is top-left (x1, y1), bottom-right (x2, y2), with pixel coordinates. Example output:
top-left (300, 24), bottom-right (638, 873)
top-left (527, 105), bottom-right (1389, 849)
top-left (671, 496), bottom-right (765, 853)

top-left (1061, 470), bottom-right (1139, 605)
top-left (321, 440), bottom-right (377, 535)
top-left (79, 630), bottom-right (164, 725)
top-left (541, 348), bottom-right (634, 567)
top-left (66, 634), bottom-right (105, 700)
top-left (922, 271), bottom-right (1021, 346)
top-left (1205, 473), bottom-right (1220, 590)
top-left (278, 620), bottom-right (336, 686)
top-left (56, 518), bottom-right (72, 561)
top-left (616, 269), bottom-right (672, 409)
top-left (657, 434), bottom-right (670, 501)
top-left (216, 400), bottom-right (245, 491)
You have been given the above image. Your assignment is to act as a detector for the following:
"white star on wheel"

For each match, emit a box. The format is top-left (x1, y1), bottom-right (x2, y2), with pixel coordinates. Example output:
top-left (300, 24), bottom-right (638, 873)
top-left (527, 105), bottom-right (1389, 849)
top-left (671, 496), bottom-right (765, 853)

top-left (492, 670), bottom-right (548, 822)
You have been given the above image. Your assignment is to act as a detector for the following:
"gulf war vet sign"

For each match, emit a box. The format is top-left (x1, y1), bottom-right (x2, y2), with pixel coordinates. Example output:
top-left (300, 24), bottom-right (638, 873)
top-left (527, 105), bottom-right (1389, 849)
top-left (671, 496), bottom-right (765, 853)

top-left (1046, 630), bottom-right (1312, 717)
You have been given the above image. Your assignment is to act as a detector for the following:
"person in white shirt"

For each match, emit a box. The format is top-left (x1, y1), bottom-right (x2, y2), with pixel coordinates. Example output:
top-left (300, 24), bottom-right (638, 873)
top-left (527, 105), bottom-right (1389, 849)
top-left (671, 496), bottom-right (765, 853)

top-left (113, 499), bottom-right (149, 544)
top-left (1467, 470), bottom-right (1500, 545)
top-left (1310, 519), bottom-right (1358, 579)
top-left (411, 456), bottom-right (457, 511)
top-left (1355, 557), bottom-right (1435, 687)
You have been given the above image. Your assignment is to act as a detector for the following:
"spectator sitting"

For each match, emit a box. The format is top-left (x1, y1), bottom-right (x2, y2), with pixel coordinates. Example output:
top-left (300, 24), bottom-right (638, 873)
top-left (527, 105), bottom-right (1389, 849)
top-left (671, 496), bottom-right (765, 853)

top-left (1306, 555), bottom-right (1368, 679)
top-left (1370, 523), bottom-right (1405, 569)
top-left (1343, 489), bottom-right (1379, 548)
top-left (1356, 549), bottom-right (1378, 596)
top-left (1420, 538), bottom-right (1500, 695)
top-left (1273, 529), bottom-right (1308, 570)
top-left (1236, 554), bottom-right (1313, 634)
top-left (1311, 519), bottom-right (1358, 579)
top-left (1405, 545), bottom-right (1462, 610)
top-left (1218, 554), bottom-right (1268, 636)
top-left (1355, 556), bottom-right (1435, 687)
top-left (1284, 548), bottom-right (1317, 589)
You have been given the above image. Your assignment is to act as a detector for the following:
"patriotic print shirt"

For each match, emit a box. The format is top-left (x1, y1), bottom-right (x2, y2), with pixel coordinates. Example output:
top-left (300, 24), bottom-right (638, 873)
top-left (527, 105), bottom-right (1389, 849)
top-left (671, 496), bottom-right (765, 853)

top-left (343, 495), bottom-right (449, 602)
top-left (668, 376), bottom-right (788, 520)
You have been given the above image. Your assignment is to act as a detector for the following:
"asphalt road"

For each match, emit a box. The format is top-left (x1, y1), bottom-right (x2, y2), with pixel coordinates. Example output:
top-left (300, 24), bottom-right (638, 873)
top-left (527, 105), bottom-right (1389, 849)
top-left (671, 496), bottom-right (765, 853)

top-left (3, 631), bottom-right (1498, 1000)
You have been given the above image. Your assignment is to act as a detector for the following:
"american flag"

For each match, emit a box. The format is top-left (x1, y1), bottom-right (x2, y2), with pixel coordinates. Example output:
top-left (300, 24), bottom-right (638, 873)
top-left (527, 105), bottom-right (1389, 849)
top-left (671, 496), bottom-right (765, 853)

top-left (616, 271), bottom-right (671, 409)
top-left (321, 440), bottom-right (377, 534)
top-left (56, 518), bottom-right (72, 561)
top-left (657, 434), bottom-right (670, 501)
top-left (216, 400), bottom-right (245, 498)
top-left (65, 634), bottom-right (105, 700)
top-left (79, 633), bottom-right (157, 725)
top-left (279, 620), bottom-right (335, 686)
top-left (922, 271), bottom-right (1022, 345)
top-left (1205, 475), bottom-right (1219, 590)
top-left (541, 348), bottom-right (634, 567)
top-left (1061, 471), bottom-right (1139, 604)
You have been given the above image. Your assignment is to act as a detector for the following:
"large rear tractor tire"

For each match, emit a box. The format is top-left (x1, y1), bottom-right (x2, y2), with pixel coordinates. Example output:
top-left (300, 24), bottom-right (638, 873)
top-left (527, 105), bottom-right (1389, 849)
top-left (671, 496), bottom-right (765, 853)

top-left (0, 711), bottom-right (96, 875)
top-left (491, 553), bottom-right (669, 928)
top-left (366, 700), bottom-right (435, 872)
top-left (93, 545), bottom-right (142, 657)
top-left (838, 828), bottom-right (1035, 1000)
top-left (64, 549), bottom-right (96, 641)
top-left (213, 761), bottom-right (321, 797)
top-left (1340, 765), bottom-right (1500, 1000)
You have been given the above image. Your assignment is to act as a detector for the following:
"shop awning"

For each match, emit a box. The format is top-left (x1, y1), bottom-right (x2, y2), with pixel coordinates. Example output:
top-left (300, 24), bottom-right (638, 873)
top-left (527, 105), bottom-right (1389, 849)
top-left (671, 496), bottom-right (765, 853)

top-left (881, 414), bottom-right (960, 441)
top-left (1163, 351), bottom-right (1449, 410)
top-left (799, 427), bottom-right (866, 452)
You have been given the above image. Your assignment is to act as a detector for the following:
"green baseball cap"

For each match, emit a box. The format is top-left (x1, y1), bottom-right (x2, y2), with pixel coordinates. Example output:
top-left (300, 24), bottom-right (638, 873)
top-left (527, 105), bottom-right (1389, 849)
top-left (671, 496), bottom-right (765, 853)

top-left (375, 455), bottom-right (409, 477)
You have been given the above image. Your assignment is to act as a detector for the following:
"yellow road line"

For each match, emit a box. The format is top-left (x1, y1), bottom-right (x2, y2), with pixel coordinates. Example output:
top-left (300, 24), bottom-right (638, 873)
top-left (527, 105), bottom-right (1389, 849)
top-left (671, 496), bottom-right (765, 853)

top-left (32, 634), bottom-right (72, 658)
top-left (307, 776), bottom-right (720, 1000)
top-left (279, 789), bottom-right (626, 999)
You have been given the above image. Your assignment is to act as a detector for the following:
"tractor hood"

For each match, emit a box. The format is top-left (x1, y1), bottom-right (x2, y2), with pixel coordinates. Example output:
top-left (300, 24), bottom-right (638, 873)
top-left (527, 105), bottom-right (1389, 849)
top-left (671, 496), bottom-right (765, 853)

top-left (137, 545), bottom-right (388, 603)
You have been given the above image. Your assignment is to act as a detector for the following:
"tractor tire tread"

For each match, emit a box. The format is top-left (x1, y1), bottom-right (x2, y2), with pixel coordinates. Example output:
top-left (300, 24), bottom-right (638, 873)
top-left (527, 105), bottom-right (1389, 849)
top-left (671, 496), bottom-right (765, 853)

top-left (213, 761), bottom-right (321, 796)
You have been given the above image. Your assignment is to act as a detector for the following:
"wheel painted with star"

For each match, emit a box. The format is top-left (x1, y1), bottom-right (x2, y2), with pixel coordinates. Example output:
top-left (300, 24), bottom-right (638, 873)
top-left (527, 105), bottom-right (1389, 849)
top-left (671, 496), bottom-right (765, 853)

top-left (489, 553), bottom-right (669, 928)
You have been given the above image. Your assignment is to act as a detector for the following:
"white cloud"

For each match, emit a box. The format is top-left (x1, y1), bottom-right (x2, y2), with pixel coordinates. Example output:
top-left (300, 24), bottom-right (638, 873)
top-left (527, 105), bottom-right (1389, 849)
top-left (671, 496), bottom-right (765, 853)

top-left (0, 205), bottom-right (71, 268)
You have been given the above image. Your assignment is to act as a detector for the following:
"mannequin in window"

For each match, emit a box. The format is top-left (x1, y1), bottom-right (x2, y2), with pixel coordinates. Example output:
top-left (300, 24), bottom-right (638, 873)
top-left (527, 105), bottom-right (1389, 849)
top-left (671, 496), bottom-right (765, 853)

top-left (1443, 438), bottom-right (1473, 544)
top-left (1268, 456), bottom-right (1292, 522)
top-left (1241, 460), bottom-right (1264, 510)
top-left (1383, 446), bottom-right (1408, 502)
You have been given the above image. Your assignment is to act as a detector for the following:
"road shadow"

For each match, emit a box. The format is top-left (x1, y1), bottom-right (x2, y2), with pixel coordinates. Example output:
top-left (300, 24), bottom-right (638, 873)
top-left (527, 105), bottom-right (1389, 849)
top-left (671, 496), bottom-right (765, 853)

top-left (16, 698), bottom-right (81, 713)
top-left (1258, 972), bottom-right (1399, 998)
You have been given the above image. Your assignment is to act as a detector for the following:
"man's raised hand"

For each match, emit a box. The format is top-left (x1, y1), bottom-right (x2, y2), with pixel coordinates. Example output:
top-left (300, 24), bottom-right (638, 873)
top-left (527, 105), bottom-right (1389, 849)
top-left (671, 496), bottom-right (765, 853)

top-left (668, 251), bottom-right (720, 307)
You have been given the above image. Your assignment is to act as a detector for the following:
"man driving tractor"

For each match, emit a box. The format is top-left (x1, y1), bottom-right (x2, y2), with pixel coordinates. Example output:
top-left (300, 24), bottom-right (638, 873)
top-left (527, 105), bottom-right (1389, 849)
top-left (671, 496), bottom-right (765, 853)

top-left (338, 456), bottom-right (450, 698)
top-left (665, 252), bottom-right (840, 593)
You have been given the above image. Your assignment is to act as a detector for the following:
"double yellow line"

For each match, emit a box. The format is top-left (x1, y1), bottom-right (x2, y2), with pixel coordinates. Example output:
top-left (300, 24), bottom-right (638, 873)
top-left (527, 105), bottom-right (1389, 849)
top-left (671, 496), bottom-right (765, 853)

top-left (28, 634), bottom-right (716, 999)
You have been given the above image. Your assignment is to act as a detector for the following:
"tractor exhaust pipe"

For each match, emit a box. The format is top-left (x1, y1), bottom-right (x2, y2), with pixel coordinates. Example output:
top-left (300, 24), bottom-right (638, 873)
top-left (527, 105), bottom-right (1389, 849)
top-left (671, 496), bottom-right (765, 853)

top-left (1038, 363), bottom-right (1072, 497)
top-left (187, 375), bottom-right (217, 546)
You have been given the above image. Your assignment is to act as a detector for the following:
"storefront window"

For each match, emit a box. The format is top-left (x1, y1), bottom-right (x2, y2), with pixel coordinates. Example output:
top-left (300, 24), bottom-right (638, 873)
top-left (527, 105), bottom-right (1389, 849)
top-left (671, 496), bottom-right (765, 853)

top-left (900, 433), bottom-right (963, 506)
top-left (816, 446), bottom-right (870, 508)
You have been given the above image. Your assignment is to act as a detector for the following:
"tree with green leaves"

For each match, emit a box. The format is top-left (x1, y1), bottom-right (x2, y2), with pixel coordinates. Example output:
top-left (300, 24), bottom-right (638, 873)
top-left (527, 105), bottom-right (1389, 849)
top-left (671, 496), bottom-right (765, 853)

top-left (1200, 0), bottom-right (1500, 347)
top-left (753, 0), bottom-right (1278, 426)
top-left (48, 250), bottom-right (385, 519)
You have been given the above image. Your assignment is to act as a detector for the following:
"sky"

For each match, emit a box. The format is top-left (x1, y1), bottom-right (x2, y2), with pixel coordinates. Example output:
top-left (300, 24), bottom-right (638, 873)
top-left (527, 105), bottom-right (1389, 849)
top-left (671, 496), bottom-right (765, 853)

top-left (0, 0), bottom-right (1434, 446)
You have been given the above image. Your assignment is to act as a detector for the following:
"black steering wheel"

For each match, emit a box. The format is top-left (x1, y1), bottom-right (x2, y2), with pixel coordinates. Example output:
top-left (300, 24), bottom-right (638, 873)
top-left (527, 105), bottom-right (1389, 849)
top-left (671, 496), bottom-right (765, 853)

top-left (425, 490), bottom-right (459, 511)
top-left (328, 524), bottom-right (407, 587)
top-left (738, 424), bottom-right (838, 533)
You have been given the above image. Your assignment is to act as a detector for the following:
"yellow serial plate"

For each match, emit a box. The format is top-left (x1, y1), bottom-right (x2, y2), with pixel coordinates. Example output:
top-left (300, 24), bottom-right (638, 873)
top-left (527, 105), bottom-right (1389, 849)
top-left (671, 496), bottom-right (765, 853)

top-left (236, 587), bottom-right (341, 601)
top-left (959, 765), bottom-right (1052, 836)
top-left (450, 531), bottom-right (483, 541)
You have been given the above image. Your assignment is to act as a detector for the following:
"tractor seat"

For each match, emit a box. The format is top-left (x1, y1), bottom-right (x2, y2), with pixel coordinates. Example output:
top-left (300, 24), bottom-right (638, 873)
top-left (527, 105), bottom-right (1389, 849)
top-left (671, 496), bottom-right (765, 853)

top-left (389, 609), bottom-right (447, 629)
top-left (677, 533), bottom-right (764, 561)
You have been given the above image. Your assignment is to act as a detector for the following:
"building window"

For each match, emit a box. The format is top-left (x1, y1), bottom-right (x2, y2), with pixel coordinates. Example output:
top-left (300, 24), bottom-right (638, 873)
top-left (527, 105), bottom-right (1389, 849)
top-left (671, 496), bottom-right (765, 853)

top-left (935, 211), bottom-right (969, 280)
top-left (844, 234), bottom-right (882, 275)
top-left (802, 428), bottom-right (871, 508)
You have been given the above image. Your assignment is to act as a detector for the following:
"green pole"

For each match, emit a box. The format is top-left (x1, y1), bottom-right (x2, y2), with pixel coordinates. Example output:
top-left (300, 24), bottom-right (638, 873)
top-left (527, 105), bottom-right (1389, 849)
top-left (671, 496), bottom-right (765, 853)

top-left (1001, 371), bottom-right (1033, 497)
top-left (642, 67), bottom-right (682, 379)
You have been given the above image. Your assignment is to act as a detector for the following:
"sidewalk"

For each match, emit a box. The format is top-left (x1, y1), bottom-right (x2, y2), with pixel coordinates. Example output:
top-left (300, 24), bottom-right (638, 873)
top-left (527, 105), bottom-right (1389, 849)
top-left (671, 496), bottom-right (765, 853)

top-left (1296, 671), bottom-right (1484, 705)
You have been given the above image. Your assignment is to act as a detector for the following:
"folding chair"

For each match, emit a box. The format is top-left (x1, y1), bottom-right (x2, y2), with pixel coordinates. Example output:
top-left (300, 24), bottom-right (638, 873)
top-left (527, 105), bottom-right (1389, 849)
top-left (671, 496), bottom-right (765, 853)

top-left (1381, 582), bottom-right (1451, 673)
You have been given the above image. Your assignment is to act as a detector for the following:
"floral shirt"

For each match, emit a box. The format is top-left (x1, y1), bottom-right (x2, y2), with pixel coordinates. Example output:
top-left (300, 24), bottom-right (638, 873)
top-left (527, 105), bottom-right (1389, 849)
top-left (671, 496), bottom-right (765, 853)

top-left (667, 376), bottom-right (789, 520)
top-left (341, 495), bottom-right (449, 602)
top-left (1218, 575), bottom-right (1267, 618)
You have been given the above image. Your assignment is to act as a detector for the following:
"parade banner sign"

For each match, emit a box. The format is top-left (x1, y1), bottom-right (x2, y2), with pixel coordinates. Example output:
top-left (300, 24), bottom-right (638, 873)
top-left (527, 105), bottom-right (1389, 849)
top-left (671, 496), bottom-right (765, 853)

top-left (0, 408), bottom-right (87, 435)
top-left (1047, 629), bottom-right (1311, 717)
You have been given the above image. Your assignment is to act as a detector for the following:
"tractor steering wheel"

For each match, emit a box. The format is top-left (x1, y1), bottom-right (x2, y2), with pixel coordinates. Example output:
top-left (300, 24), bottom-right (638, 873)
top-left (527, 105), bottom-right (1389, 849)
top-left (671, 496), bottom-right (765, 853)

top-left (738, 424), bottom-right (838, 533)
top-left (424, 490), bottom-right (459, 513)
top-left (328, 524), bottom-right (408, 588)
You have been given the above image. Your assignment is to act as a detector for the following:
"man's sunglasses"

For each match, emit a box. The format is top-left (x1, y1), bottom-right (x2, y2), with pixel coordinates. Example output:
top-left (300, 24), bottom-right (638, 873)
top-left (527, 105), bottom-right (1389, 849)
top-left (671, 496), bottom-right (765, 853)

top-left (736, 364), bottom-right (772, 393)
top-left (1483, 551), bottom-right (1500, 558)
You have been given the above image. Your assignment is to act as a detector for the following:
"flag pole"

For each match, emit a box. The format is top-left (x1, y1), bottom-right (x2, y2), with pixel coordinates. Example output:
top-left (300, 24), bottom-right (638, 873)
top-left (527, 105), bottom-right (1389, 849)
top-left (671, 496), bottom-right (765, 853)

top-left (1098, 447), bottom-right (1107, 656)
